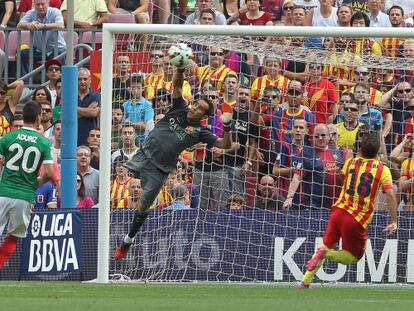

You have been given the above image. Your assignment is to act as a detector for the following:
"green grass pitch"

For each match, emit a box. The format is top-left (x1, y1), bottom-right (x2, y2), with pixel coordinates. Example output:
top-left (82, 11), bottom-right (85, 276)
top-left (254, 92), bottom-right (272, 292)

top-left (0, 281), bottom-right (412, 311)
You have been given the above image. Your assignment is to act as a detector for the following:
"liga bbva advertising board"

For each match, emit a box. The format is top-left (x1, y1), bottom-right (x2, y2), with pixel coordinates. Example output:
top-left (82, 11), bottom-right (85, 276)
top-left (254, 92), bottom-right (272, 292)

top-left (20, 211), bottom-right (83, 275)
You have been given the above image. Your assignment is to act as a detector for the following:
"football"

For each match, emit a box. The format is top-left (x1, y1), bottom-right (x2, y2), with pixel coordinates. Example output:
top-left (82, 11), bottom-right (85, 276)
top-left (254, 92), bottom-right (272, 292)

top-left (168, 44), bottom-right (193, 68)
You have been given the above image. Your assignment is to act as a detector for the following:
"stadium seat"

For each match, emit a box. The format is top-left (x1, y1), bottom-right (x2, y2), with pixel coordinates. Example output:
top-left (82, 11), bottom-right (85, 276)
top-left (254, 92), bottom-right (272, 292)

top-left (81, 31), bottom-right (103, 45)
top-left (64, 31), bottom-right (79, 45)
top-left (7, 30), bottom-right (31, 62)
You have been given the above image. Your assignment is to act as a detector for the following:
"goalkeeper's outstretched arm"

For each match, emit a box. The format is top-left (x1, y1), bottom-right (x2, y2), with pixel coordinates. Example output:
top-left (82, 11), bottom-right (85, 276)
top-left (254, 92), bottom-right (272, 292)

top-left (213, 112), bottom-right (233, 150)
top-left (213, 130), bottom-right (232, 150)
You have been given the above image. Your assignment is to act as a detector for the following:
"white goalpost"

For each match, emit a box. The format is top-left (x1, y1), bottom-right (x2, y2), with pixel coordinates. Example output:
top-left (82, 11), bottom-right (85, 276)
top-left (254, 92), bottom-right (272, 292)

top-left (97, 24), bottom-right (414, 284)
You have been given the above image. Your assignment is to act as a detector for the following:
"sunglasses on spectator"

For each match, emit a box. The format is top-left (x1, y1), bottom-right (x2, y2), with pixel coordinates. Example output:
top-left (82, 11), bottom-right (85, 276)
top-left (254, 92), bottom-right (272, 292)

top-left (339, 100), bottom-right (351, 104)
top-left (344, 107), bottom-right (358, 112)
top-left (398, 88), bottom-right (412, 94)
top-left (356, 71), bottom-right (369, 76)
top-left (205, 94), bottom-right (218, 100)
top-left (283, 6), bottom-right (294, 11)
top-left (314, 134), bottom-right (327, 138)
top-left (210, 52), bottom-right (224, 56)
top-left (309, 64), bottom-right (321, 70)
top-left (330, 132), bottom-right (338, 136)
top-left (42, 108), bottom-right (52, 113)
top-left (47, 66), bottom-right (61, 72)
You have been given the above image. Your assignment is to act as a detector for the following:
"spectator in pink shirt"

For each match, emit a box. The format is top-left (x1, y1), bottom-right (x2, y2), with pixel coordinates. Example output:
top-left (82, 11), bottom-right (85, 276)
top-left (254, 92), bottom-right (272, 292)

top-left (239, 0), bottom-right (273, 25)
top-left (76, 174), bottom-right (94, 208)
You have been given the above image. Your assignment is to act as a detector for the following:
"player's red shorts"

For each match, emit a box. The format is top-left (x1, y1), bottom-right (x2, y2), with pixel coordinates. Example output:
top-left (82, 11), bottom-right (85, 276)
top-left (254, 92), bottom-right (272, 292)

top-left (323, 207), bottom-right (368, 259)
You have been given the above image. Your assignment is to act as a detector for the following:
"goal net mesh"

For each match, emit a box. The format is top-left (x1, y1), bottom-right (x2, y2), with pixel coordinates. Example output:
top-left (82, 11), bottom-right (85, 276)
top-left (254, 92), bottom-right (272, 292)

top-left (105, 30), bottom-right (414, 284)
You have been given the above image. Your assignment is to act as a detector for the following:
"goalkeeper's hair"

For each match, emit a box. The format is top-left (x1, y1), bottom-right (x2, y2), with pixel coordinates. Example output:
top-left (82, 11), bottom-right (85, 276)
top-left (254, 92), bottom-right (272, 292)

top-left (360, 132), bottom-right (380, 159)
top-left (194, 93), bottom-right (215, 117)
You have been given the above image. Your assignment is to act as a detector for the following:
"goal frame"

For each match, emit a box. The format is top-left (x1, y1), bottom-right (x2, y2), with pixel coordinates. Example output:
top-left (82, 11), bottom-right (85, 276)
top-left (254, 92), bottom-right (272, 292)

top-left (97, 24), bottom-right (414, 284)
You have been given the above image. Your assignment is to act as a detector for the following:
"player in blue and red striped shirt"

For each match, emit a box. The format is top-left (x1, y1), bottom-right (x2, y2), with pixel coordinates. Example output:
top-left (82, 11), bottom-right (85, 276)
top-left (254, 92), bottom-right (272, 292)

top-left (283, 124), bottom-right (346, 209)
top-left (272, 83), bottom-right (314, 145)
top-left (273, 118), bottom-right (310, 199)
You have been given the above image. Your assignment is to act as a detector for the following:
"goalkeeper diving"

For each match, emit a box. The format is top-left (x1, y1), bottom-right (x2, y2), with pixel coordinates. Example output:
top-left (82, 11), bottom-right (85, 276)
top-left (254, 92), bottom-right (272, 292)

top-left (114, 45), bottom-right (233, 260)
top-left (297, 132), bottom-right (398, 288)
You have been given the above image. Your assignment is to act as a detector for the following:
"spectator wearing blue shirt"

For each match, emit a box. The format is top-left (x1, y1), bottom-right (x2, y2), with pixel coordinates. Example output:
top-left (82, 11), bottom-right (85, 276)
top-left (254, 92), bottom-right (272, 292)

top-left (77, 68), bottom-right (100, 146)
top-left (367, 0), bottom-right (392, 28)
top-left (122, 75), bottom-right (154, 146)
top-left (35, 181), bottom-right (57, 208)
top-left (337, 84), bottom-right (383, 131)
top-left (17, 0), bottom-right (66, 76)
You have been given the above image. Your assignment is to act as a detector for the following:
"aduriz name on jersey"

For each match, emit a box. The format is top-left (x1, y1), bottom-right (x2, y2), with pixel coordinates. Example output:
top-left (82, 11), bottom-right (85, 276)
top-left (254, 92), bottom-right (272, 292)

top-left (27, 213), bottom-right (79, 273)
top-left (17, 133), bottom-right (38, 143)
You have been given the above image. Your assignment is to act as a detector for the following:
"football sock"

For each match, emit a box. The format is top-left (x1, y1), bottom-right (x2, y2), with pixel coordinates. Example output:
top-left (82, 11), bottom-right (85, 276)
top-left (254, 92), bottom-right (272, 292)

top-left (127, 209), bottom-right (149, 241)
top-left (0, 235), bottom-right (17, 269)
top-left (302, 259), bottom-right (326, 286)
top-left (326, 249), bottom-right (359, 265)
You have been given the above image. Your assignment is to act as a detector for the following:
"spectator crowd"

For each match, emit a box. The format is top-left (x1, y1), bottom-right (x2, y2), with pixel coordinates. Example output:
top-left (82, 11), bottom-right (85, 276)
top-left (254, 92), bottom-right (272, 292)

top-left (1, 0), bottom-right (414, 211)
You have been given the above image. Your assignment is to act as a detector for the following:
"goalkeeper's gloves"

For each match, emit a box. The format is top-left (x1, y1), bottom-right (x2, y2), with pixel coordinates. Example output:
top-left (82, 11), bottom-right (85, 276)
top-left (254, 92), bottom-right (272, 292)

top-left (220, 112), bottom-right (233, 132)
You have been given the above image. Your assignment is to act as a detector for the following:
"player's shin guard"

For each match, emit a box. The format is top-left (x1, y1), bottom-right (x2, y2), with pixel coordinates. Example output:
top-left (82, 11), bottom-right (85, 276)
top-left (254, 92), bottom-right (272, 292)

top-left (127, 209), bottom-right (150, 239)
top-left (326, 250), bottom-right (359, 265)
top-left (0, 235), bottom-right (17, 269)
top-left (302, 259), bottom-right (325, 286)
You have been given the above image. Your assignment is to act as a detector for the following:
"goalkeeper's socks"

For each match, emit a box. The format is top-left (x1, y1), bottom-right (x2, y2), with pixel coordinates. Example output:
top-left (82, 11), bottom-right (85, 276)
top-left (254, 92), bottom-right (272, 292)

top-left (127, 209), bottom-right (149, 239)
top-left (123, 235), bottom-right (134, 245)
top-left (0, 235), bottom-right (17, 269)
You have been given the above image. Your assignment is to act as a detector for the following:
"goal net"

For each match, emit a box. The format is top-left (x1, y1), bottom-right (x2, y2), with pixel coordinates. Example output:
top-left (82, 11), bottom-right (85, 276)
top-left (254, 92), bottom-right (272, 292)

top-left (98, 24), bottom-right (414, 284)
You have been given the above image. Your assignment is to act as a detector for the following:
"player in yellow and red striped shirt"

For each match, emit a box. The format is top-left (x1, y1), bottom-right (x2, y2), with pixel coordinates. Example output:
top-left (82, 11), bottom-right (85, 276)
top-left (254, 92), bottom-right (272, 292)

top-left (297, 133), bottom-right (398, 289)
top-left (189, 47), bottom-right (236, 93)
top-left (111, 156), bottom-right (131, 208)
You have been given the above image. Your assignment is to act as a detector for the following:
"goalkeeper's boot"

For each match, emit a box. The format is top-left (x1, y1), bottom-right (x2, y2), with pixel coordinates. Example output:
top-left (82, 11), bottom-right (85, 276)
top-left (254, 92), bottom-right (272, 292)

top-left (114, 241), bottom-right (132, 260)
top-left (306, 247), bottom-right (327, 271)
top-left (296, 281), bottom-right (310, 289)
